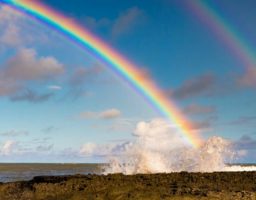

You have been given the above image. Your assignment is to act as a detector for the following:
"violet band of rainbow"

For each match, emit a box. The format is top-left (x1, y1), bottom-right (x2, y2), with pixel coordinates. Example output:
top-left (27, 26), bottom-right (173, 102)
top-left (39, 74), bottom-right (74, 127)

top-left (3, 0), bottom-right (202, 148)
top-left (186, 1), bottom-right (256, 69)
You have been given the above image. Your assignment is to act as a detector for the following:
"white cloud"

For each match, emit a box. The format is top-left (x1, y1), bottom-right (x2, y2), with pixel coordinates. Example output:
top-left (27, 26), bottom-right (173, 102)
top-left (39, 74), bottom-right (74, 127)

top-left (0, 48), bottom-right (64, 97)
top-left (80, 108), bottom-right (121, 120)
top-left (79, 143), bottom-right (97, 156)
top-left (0, 136), bottom-right (55, 157)
top-left (99, 109), bottom-right (121, 119)
top-left (4, 48), bottom-right (64, 80)
top-left (79, 142), bottom-right (118, 157)
top-left (132, 118), bottom-right (186, 152)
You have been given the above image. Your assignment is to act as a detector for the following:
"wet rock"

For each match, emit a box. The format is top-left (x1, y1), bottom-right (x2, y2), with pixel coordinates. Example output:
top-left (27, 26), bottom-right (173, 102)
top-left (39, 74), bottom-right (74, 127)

top-left (0, 172), bottom-right (255, 200)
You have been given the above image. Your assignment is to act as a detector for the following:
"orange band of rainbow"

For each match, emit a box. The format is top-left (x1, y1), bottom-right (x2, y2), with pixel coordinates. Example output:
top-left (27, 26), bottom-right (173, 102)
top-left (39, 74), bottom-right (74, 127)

top-left (4, 0), bottom-right (201, 147)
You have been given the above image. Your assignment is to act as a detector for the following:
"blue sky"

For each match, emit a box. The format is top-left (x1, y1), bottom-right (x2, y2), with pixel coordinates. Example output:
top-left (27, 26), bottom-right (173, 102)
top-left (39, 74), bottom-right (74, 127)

top-left (0, 0), bottom-right (256, 163)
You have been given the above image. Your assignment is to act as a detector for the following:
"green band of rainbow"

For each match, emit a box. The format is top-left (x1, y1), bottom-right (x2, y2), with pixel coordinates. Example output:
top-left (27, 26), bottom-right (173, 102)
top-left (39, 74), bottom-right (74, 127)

top-left (186, 1), bottom-right (256, 70)
top-left (3, 0), bottom-right (201, 147)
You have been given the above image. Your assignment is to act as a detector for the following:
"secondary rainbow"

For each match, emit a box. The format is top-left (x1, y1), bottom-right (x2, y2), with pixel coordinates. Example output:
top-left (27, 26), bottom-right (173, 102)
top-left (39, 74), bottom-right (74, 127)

top-left (186, 1), bottom-right (256, 71)
top-left (3, 0), bottom-right (201, 147)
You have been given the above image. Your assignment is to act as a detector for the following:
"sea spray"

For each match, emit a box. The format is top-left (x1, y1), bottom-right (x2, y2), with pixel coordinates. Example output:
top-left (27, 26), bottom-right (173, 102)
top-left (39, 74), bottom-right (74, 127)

top-left (104, 119), bottom-right (255, 174)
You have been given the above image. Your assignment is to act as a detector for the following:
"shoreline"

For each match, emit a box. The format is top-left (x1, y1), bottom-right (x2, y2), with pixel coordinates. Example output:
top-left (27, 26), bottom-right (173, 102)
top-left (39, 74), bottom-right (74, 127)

top-left (0, 172), bottom-right (255, 199)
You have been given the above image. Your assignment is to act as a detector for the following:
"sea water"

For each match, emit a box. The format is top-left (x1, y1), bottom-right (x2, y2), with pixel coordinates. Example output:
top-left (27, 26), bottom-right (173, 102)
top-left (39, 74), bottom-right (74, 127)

top-left (0, 163), bottom-right (102, 182)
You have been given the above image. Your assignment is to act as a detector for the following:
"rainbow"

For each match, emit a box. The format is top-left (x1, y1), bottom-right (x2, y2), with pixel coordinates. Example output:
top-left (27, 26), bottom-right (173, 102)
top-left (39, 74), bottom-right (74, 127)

top-left (185, 1), bottom-right (256, 71)
top-left (2, 0), bottom-right (201, 147)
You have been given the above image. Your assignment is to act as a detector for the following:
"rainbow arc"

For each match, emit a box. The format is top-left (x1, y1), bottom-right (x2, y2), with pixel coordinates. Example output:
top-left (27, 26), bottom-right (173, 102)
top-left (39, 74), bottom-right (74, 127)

top-left (3, 0), bottom-right (202, 147)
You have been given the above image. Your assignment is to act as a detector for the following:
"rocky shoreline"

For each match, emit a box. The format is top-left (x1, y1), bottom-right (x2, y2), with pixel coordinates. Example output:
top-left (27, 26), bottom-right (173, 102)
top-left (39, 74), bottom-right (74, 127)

top-left (0, 172), bottom-right (255, 200)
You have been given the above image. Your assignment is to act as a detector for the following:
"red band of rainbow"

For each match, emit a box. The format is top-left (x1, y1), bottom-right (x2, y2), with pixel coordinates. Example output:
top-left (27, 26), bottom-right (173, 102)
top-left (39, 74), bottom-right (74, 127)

top-left (3, 0), bottom-right (202, 147)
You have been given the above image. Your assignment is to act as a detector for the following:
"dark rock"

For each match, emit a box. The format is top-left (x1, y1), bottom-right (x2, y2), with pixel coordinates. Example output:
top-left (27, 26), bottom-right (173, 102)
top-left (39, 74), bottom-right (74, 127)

top-left (0, 172), bottom-right (255, 199)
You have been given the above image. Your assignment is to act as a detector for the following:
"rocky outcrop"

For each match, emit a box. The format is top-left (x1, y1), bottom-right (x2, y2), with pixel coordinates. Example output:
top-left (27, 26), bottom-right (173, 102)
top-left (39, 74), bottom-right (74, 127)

top-left (0, 172), bottom-right (255, 200)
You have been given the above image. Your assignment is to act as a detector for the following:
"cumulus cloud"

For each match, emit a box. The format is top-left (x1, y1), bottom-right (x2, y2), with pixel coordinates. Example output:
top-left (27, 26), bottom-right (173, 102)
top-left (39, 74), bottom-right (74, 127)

top-left (4, 48), bottom-right (64, 81)
top-left (80, 108), bottom-right (121, 120)
top-left (79, 143), bottom-right (97, 156)
top-left (79, 142), bottom-right (120, 157)
top-left (183, 104), bottom-right (216, 115)
top-left (0, 48), bottom-right (64, 101)
top-left (130, 119), bottom-right (186, 150)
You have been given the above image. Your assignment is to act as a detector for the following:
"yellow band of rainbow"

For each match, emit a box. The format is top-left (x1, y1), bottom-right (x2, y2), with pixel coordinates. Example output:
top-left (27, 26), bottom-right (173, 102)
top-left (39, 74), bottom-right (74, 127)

top-left (4, 0), bottom-right (201, 148)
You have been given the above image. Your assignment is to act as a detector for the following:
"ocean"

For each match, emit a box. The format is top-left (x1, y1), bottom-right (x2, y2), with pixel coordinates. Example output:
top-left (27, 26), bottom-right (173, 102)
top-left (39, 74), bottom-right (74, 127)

top-left (0, 163), bottom-right (256, 183)
top-left (0, 163), bottom-right (103, 183)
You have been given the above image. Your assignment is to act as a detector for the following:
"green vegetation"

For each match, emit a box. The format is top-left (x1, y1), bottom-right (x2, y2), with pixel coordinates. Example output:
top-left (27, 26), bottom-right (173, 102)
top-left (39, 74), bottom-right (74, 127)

top-left (0, 172), bottom-right (255, 200)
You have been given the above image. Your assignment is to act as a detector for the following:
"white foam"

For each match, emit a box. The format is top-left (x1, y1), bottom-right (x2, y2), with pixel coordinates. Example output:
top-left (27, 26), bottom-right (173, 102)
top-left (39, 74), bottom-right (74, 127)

top-left (104, 119), bottom-right (255, 174)
top-left (223, 165), bottom-right (256, 172)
